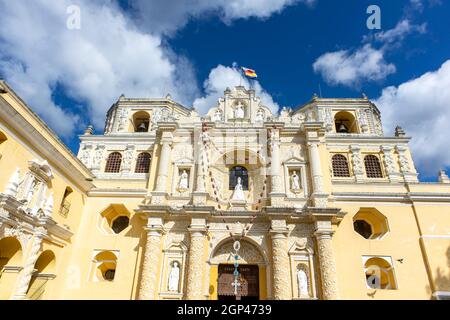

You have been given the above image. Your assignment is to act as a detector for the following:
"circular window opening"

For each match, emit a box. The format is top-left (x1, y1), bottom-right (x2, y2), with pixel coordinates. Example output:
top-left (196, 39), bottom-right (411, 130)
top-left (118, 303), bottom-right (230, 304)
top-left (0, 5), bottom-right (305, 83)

top-left (354, 220), bottom-right (373, 239)
top-left (111, 216), bottom-right (130, 234)
top-left (104, 269), bottom-right (116, 281)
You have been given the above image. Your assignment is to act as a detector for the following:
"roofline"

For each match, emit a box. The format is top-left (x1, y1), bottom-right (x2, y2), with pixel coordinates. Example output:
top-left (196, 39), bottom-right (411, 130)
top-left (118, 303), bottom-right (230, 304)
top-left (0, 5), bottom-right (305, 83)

top-left (0, 80), bottom-right (95, 191)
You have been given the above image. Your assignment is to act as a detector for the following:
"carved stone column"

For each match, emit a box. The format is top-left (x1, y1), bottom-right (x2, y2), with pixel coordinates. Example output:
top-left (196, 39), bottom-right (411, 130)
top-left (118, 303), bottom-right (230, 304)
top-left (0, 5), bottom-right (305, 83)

top-left (186, 218), bottom-right (207, 300)
top-left (381, 146), bottom-right (400, 182)
top-left (155, 137), bottom-right (172, 192)
top-left (138, 218), bottom-right (163, 300)
top-left (151, 129), bottom-right (174, 205)
top-left (350, 145), bottom-right (364, 183)
top-left (193, 129), bottom-right (208, 205)
top-left (270, 219), bottom-right (291, 300)
top-left (270, 129), bottom-right (282, 192)
top-left (11, 228), bottom-right (46, 300)
top-left (396, 145), bottom-right (419, 183)
top-left (268, 128), bottom-right (285, 206)
top-left (314, 221), bottom-right (339, 300)
top-left (307, 142), bottom-right (328, 207)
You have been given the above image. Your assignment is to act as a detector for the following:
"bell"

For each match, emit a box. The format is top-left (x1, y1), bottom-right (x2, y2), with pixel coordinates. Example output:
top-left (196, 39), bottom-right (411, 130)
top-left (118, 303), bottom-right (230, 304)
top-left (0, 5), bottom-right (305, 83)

top-left (338, 123), bottom-right (348, 133)
top-left (137, 122), bottom-right (147, 132)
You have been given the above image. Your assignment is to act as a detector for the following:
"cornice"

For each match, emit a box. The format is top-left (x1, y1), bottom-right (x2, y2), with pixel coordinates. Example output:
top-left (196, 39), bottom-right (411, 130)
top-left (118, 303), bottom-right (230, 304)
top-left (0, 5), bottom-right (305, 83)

top-left (87, 188), bottom-right (147, 197)
top-left (325, 135), bottom-right (411, 144)
top-left (0, 82), bottom-right (94, 192)
top-left (332, 192), bottom-right (450, 203)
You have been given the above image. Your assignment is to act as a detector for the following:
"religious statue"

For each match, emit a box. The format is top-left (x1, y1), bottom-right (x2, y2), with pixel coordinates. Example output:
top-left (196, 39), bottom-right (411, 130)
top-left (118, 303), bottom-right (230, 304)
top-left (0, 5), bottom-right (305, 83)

top-left (255, 109), bottom-right (265, 122)
top-left (231, 177), bottom-right (245, 201)
top-left (178, 170), bottom-right (189, 190)
top-left (212, 109), bottom-right (222, 122)
top-left (168, 261), bottom-right (180, 292)
top-left (297, 268), bottom-right (309, 298)
top-left (25, 179), bottom-right (38, 204)
top-left (234, 102), bottom-right (245, 119)
top-left (291, 171), bottom-right (301, 191)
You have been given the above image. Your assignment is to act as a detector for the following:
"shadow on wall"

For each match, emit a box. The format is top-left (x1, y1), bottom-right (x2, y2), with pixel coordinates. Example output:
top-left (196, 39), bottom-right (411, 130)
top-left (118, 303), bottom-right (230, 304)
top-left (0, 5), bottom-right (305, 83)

top-left (426, 246), bottom-right (450, 300)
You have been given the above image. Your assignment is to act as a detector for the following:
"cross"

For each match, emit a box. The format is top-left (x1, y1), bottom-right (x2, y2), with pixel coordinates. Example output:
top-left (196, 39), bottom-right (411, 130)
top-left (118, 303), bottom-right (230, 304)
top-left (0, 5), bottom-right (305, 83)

top-left (232, 278), bottom-right (241, 295)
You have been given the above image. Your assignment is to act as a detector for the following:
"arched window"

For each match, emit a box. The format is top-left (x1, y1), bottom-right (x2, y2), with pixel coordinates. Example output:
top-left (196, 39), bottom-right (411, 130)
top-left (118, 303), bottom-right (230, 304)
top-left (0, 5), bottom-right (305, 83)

top-left (364, 257), bottom-right (397, 290)
top-left (364, 155), bottom-right (383, 178)
top-left (135, 152), bottom-right (151, 173)
top-left (332, 154), bottom-right (350, 177)
top-left (92, 251), bottom-right (117, 282)
top-left (27, 250), bottom-right (56, 300)
top-left (133, 111), bottom-right (150, 132)
top-left (105, 152), bottom-right (122, 173)
top-left (229, 166), bottom-right (249, 190)
top-left (58, 187), bottom-right (73, 218)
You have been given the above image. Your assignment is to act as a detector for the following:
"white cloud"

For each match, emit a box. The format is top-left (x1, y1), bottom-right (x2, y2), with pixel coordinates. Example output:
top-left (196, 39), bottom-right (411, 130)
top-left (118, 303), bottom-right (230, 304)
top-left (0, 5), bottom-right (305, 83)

top-left (0, 0), bottom-right (200, 137)
top-left (372, 20), bottom-right (427, 45)
top-left (0, 0), bottom-right (301, 138)
top-left (375, 60), bottom-right (450, 176)
top-left (129, 0), bottom-right (316, 36)
top-left (314, 17), bottom-right (428, 88)
top-left (313, 44), bottom-right (396, 88)
top-left (193, 65), bottom-right (279, 114)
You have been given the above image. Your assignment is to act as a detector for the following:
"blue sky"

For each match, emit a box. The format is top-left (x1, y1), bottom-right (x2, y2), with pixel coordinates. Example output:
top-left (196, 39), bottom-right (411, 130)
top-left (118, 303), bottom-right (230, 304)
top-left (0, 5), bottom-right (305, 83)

top-left (0, 0), bottom-right (449, 181)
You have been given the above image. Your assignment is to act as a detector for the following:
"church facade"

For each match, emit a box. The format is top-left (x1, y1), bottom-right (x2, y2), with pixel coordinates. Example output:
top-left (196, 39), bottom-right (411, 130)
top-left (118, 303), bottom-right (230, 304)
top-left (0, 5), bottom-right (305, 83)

top-left (0, 80), bottom-right (449, 300)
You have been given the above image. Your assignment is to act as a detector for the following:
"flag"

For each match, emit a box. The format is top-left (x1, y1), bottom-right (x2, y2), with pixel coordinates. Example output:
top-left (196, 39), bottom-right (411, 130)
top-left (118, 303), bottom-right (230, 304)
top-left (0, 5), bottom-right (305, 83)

top-left (241, 67), bottom-right (258, 79)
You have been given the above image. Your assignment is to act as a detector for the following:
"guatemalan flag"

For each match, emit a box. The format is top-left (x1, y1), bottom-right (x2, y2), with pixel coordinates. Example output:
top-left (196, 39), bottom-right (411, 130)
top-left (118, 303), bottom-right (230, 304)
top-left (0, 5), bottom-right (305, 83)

top-left (241, 67), bottom-right (258, 79)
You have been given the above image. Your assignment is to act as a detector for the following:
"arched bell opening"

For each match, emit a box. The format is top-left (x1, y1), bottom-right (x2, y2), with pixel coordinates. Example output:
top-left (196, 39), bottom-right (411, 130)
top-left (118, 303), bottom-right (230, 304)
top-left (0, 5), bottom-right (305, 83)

top-left (132, 111), bottom-right (150, 133)
top-left (334, 111), bottom-right (359, 134)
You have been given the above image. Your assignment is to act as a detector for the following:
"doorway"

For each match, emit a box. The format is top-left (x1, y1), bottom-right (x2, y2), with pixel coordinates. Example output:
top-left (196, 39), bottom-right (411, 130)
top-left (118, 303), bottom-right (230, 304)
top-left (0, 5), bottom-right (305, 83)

top-left (218, 264), bottom-right (259, 301)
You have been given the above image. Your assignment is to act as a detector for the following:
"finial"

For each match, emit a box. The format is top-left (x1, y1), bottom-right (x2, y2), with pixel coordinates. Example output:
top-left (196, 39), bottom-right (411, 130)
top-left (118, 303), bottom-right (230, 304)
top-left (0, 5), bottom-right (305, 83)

top-left (438, 170), bottom-right (450, 184)
top-left (166, 93), bottom-right (172, 100)
top-left (119, 94), bottom-right (125, 100)
top-left (84, 125), bottom-right (94, 135)
top-left (312, 93), bottom-right (318, 100)
top-left (362, 92), bottom-right (368, 99)
top-left (395, 125), bottom-right (405, 137)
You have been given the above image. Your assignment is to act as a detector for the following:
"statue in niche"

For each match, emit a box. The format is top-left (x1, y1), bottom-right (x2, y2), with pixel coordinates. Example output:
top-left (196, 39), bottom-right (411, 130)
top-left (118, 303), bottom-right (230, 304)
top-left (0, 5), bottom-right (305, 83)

top-left (297, 267), bottom-right (309, 298)
top-left (25, 179), bottom-right (38, 204)
top-left (234, 102), bottom-right (245, 119)
top-left (168, 261), bottom-right (180, 292)
top-left (255, 109), bottom-right (265, 122)
top-left (232, 177), bottom-right (245, 201)
top-left (212, 109), bottom-right (223, 122)
top-left (291, 171), bottom-right (301, 191)
top-left (178, 170), bottom-right (189, 190)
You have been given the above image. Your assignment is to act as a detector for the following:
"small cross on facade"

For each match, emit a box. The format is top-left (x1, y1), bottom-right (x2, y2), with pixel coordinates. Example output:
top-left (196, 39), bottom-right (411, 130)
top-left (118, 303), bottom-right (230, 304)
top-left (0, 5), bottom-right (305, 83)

top-left (232, 278), bottom-right (241, 295)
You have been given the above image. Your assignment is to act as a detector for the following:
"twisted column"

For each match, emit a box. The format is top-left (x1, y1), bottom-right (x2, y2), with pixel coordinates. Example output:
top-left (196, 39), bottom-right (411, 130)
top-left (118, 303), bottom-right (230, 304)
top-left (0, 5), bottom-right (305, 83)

top-left (138, 225), bottom-right (163, 300)
top-left (12, 229), bottom-right (46, 300)
top-left (186, 227), bottom-right (207, 300)
top-left (314, 226), bottom-right (339, 300)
